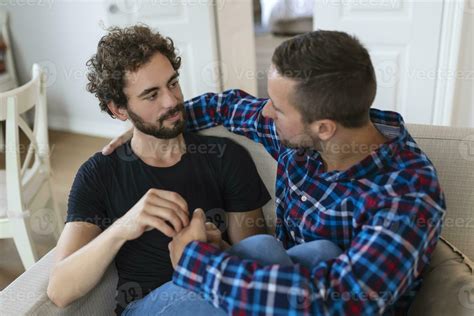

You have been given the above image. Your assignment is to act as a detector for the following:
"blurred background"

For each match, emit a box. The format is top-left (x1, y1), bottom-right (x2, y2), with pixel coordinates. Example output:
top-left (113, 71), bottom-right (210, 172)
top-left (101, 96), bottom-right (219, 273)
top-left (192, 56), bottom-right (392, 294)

top-left (3, 0), bottom-right (473, 139)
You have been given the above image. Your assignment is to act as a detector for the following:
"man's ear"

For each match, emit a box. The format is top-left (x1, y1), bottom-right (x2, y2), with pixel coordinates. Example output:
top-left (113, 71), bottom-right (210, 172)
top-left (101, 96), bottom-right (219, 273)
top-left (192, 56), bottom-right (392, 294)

top-left (309, 119), bottom-right (337, 141)
top-left (107, 101), bottom-right (128, 121)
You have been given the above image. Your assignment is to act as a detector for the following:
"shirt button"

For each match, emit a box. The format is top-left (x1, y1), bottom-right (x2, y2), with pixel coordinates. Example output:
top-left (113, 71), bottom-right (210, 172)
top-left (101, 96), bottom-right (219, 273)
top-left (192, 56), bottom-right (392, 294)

top-left (301, 196), bottom-right (307, 202)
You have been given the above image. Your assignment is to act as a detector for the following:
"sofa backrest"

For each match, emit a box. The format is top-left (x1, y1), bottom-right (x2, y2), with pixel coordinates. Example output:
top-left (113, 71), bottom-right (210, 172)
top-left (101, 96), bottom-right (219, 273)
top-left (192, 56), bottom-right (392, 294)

top-left (199, 124), bottom-right (474, 260)
top-left (406, 124), bottom-right (474, 260)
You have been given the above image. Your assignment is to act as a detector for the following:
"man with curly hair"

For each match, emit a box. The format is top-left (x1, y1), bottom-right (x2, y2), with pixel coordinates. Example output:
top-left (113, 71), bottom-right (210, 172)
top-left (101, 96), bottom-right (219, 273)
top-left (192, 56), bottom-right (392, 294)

top-left (46, 25), bottom-right (272, 315)
top-left (103, 27), bottom-right (445, 316)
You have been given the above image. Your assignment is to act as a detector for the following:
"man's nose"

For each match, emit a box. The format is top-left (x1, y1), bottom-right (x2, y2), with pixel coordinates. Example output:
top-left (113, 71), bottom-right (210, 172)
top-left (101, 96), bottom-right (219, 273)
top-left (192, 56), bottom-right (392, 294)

top-left (162, 88), bottom-right (179, 109)
top-left (262, 100), bottom-right (276, 119)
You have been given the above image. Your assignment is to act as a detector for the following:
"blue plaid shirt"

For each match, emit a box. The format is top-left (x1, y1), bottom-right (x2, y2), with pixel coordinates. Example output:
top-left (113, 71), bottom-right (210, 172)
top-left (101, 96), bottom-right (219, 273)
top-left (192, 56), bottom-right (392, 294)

top-left (173, 89), bottom-right (446, 315)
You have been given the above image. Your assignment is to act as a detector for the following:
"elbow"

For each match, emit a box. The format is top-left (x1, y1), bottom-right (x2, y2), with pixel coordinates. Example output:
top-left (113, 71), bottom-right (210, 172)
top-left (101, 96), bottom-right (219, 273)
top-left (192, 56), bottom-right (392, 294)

top-left (47, 277), bottom-right (71, 308)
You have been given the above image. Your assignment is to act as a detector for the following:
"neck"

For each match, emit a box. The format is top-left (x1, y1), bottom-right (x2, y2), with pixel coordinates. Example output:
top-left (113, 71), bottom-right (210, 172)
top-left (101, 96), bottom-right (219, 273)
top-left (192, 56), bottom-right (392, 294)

top-left (319, 122), bottom-right (388, 172)
top-left (130, 128), bottom-right (186, 167)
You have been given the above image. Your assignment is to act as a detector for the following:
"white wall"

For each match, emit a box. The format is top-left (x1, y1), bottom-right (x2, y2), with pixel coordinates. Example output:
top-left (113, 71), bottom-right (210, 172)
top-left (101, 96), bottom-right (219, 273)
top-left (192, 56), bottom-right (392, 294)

top-left (452, 1), bottom-right (474, 128)
top-left (7, 1), bottom-right (129, 138)
top-left (6, 0), bottom-right (473, 137)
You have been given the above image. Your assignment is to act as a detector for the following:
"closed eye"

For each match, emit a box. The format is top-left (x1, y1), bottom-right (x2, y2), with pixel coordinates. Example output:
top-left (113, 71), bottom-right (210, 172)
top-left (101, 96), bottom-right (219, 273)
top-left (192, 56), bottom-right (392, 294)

top-left (169, 79), bottom-right (179, 89)
top-left (271, 100), bottom-right (283, 114)
top-left (146, 91), bottom-right (157, 101)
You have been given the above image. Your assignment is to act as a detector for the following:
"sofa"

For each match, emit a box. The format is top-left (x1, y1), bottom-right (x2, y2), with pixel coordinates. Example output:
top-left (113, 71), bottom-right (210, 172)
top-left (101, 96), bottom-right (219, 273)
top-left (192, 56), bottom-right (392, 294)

top-left (1, 124), bottom-right (474, 315)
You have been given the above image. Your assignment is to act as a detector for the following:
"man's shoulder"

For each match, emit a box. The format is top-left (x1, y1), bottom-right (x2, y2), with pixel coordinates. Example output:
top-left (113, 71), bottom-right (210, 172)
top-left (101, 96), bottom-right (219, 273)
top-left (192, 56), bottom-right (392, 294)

top-left (397, 136), bottom-right (438, 175)
top-left (77, 147), bottom-right (122, 176)
top-left (372, 144), bottom-right (443, 205)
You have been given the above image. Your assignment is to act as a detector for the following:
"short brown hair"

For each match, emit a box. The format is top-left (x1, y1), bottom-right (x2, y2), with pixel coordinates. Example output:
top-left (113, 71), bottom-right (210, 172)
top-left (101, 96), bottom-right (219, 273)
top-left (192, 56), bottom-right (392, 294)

top-left (272, 30), bottom-right (376, 128)
top-left (86, 25), bottom-right (181, 117)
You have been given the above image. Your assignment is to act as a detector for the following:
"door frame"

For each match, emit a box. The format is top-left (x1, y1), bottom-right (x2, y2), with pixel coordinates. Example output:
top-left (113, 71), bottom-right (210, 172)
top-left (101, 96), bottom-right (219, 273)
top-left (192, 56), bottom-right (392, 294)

top-left (215, 0), bottom-right (258, 95)
top-left (432, 0), bottom-right (467, 126)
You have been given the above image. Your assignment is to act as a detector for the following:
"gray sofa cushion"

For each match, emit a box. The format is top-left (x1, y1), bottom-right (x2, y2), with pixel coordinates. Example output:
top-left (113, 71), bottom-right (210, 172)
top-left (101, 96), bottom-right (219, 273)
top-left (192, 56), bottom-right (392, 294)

top-left (408, 237), bottom-right (474, 316)
top-left (0, 249), bottom-right (118, 315)
top-left (406, 124), bottom-right (474, 260)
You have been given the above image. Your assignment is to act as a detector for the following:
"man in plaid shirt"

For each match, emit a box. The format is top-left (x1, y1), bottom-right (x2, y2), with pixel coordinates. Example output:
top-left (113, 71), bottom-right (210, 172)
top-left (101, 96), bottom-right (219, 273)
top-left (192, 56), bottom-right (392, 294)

top-left (111, 30), bottom-right (445, 315)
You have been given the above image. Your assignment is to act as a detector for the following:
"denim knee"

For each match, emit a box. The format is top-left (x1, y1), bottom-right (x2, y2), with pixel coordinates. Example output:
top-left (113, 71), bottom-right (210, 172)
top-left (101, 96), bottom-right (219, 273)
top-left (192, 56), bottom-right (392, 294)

top-left (227, 234), bottom-right (292, 265)
top-left (240, 234), bottom-right (279, 245)
top-left (287, 239), bottom-right (343, 268)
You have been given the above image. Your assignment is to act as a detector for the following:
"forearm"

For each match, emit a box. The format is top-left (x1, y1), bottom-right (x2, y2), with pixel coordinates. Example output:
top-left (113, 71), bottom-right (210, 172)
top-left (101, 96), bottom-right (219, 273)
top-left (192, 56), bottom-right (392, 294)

top-left (47, 224), bottom-right (126, 307)
top-left (185, 90), bottom-right (280, 159)
top-left (186, 89), bottom-right (258, 132)
top-left (227, 208), bottom-right (269, 245)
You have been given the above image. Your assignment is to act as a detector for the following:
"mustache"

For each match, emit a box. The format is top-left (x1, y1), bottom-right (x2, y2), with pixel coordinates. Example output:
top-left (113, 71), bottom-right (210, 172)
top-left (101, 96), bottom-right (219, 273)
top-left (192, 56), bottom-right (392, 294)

top-left (159, 103), bottom-right (185, 122)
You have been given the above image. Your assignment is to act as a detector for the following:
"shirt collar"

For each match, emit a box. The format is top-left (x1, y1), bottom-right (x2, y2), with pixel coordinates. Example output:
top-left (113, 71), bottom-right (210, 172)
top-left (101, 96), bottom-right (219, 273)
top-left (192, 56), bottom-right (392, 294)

top-left (325, 108), bottom-right (410, 181)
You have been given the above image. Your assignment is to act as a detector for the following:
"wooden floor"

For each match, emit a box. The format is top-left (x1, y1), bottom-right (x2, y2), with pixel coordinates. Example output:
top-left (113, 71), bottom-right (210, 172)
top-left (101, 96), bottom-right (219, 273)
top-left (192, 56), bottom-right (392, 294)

top-left (0, 130), bottom-right (109, 291)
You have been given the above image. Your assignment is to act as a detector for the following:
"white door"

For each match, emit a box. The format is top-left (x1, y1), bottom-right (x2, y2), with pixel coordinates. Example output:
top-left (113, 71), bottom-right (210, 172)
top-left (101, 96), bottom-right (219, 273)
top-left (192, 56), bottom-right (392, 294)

top-left (105, 0), bottom-right (221, 99)
top-left (314, 0), bottom-right (445, 124)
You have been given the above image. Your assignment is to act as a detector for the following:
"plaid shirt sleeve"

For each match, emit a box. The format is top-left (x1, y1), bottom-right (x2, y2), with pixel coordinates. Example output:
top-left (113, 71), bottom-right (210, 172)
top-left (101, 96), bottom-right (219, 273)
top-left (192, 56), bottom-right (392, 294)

top-left (185, 89), bottom-right (281, 159)
top-left (173, 174), bottom-right (445, 315)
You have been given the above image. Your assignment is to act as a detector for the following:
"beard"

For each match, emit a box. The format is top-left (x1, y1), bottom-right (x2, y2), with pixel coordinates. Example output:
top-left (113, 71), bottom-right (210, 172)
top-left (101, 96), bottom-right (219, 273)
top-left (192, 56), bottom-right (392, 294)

top-left (279, 125), bottom-right (323, 151)
top-left (127, 103), bottom-right (186, 139)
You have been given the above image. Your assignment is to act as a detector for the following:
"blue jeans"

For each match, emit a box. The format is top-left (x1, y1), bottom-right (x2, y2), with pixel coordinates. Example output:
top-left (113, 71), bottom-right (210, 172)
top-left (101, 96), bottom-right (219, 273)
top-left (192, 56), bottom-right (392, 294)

top-left (122, 235), bottom-right (343, 316)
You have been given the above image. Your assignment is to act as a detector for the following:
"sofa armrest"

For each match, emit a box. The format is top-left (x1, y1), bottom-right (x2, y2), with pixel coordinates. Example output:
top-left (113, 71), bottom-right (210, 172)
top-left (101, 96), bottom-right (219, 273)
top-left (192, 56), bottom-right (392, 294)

top-left (408, 237), bottom-right (474, 316)
top-left (0, 247), bottom-right (118, 315)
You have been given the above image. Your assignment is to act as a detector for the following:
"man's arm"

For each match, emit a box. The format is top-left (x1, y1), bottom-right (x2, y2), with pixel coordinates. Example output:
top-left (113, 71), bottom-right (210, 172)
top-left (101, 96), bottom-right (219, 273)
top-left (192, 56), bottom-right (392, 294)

top-left (173, 191), bottom-right (445, 315)
top-left (185, 89), bottom-right (280, 159)
top-left (48, 188), bottom-right (189, 307)
top-left (227, 208), bottom-right (268, 244)
top-left (47, 222), bottom-right (125, 307)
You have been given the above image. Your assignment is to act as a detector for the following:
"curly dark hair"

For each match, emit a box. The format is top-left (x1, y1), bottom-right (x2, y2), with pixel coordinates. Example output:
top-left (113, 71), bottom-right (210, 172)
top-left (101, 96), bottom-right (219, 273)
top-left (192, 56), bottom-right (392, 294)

top-left (86, 25), bottom-right (181, 117)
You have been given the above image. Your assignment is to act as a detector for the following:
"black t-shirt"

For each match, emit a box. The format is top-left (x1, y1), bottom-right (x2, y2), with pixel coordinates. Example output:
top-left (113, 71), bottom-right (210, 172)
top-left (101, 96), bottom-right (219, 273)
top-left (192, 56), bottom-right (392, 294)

top-left (66, 132), bottom-right (271, 315)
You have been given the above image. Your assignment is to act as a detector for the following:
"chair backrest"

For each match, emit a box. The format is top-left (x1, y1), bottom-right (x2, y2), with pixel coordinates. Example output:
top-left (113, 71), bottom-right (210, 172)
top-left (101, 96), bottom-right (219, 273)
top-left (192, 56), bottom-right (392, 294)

top-left (0, 64), bottom-right (49, 217)
top-left (0, 10), bottom-right (18, 89)
top-left (199, 123), bottom-right (474, 260)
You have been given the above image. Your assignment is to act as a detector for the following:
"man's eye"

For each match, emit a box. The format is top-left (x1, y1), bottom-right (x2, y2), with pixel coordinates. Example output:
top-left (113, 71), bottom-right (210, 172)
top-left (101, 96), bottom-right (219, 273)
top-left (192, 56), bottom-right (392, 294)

top-left (146, 92), bottom-right (157, 101)
top-left (169, 81), bottom-right (178, 88)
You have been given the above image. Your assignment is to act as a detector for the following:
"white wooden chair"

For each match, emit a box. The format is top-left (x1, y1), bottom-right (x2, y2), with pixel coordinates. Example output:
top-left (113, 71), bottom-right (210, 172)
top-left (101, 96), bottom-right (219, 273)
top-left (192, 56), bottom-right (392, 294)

top-left (0, 10), bottom-right (19, 152)
top-left (0, 64), bottom-right (63, 270)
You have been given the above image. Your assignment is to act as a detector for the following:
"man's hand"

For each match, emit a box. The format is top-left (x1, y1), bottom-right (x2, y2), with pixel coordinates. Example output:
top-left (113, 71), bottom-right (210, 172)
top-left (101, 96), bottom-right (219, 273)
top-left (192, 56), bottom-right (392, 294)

top-left (112, 189), bottom-right (189, 241)
top-left (205, 222), bottom-right (231, 251)
top-left (102, 128), bottom-right (133, 155)
top-left (169, 208), bottom-right (207, 269)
